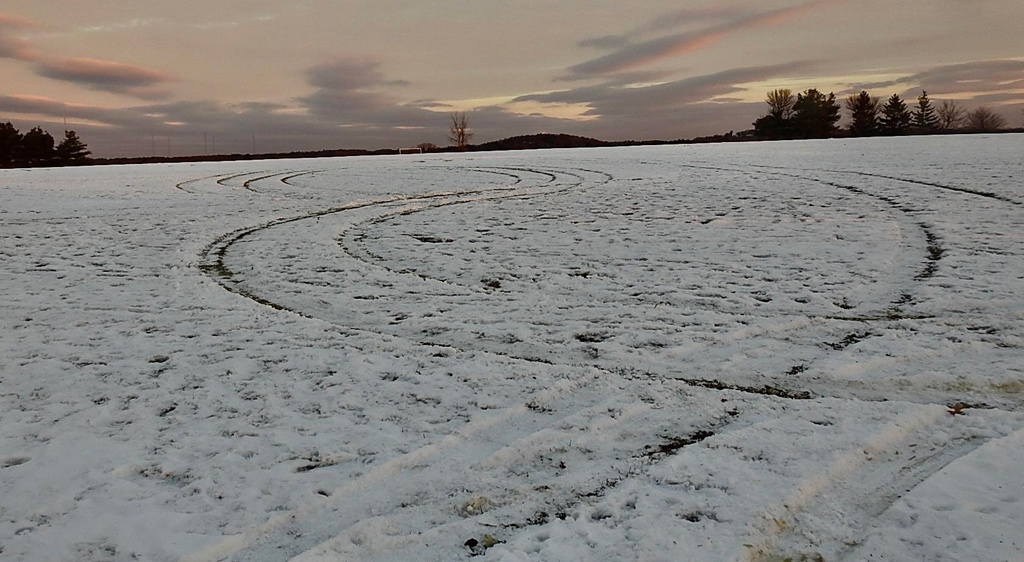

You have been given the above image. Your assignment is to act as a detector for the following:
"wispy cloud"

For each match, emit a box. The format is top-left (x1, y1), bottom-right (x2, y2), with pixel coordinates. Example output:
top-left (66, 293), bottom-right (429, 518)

top-left (70, 13), bottom-right (278, 34)
top-left (0, 13), bottom-right (37, 30)
top-left (578, 6), bottom-right (749, 51)
top-left (0, 56), bottom-right (579, 157)
top-left (566, 0), bottom-right (845, 79)
top-left (5, 52), bottom-right (1016, 159)
top-left (521, 61), bottom-right (820, 116)
top-left (0, 57), bottom-right (823, 156)
top-left (76, 17), bottom-right (164, 34)
top-left (853, 59), bottom-right (1024, 100)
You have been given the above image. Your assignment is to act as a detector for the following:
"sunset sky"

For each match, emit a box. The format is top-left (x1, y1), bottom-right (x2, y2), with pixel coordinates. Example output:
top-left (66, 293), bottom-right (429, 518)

top-left (1, 0), bottom-right (1022, 157)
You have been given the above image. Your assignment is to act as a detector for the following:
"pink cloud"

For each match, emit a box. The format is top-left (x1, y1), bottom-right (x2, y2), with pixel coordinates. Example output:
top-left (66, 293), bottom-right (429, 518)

top-left (567, 0), bottom-right (848, 78)
top-left (34, 57), bottom-right (175, 98)
top-left (0, 13), bottom-right (174, 99)
top-left (0, 12), bottom-right (41, 60)
top-left (0, 13), bottom-right (37, 29)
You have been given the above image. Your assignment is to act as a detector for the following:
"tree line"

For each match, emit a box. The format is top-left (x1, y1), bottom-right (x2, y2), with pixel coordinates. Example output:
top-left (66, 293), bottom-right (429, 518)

top-left (752, 89), bottom-right (1008, 140)
top-left (0, 123), bottom-right (91, 168)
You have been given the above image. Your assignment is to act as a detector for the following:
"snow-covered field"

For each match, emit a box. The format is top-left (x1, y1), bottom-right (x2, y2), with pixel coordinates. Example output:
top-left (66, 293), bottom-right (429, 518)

top-left (1, 135), bottom-right (1022, 562)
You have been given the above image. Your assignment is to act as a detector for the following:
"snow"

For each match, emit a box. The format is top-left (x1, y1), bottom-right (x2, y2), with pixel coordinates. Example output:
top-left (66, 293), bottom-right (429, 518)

top-left (1, 134), bottom-right (1022, 561)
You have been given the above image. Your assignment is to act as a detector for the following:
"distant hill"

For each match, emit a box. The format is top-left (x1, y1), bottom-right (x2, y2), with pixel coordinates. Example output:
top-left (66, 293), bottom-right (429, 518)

top-left (472, 133), bottom-right (610, 152)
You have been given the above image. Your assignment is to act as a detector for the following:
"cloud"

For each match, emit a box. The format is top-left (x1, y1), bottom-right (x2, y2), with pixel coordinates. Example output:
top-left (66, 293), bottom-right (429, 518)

top-left (0, 13), bottom-right (40, 60)
top-left (508, 61), bottom-right (826, 141)
top-left (520, 61), bottom-right (819, 115)
top-left (1, 13), bottom-right (175, 100)
top-left (0, 56), bottom-right (581, 157)
top-left (69, 13), bottom-right (277, 34)
top-left (34, 57), bottom-right (174, 99)
top-left (566, 0), bottom-right (844, 79)
top-left (299, 57), bottom-right (414, 119)
top-left (76, 17), bottom-right (165, 34)
top-left (15, 54), bottom-right (1014, 160)
top-left (306, 58), bottom-right (388, 91)
top-left (578, 6), bottom-right (749, 51)
top-left (408, 99), bottom-right (452, 109)
top-left (968, 92), bottom-right (1024, 105)
top-left (0, 14), bottom-right (35, 28)
top-left (853, 59), bottom-right (1024, 101)
top-left (0, 58), bottom-right (822, 157)
top-left (0, 93), bottom-right (170, 129)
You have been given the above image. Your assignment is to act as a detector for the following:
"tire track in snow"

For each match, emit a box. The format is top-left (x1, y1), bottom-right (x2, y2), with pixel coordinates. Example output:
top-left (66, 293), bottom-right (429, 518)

top-left (280, 170), bottom-right (323, 187)
top-left (216, 170), bottom-right (272, 188)
top-left (288, 401), bottom-right (734, 562)
top-left (668, 163), bottom-right (1024, 409)
top-left (198, 165), bottom-right (566, 300)
top-left (241, 170), bottom-right (310, 193)
top-left (204, 163), bottom-right (1006, 408)
top-left (680, 163), bottom-right (941, 314)
top-left (176, 173), bottom-right (239, 194)
top-left (664, 161), bottom-right (1024, 559)
top-left (181, 375), bottom-right (592, 562)
top-left (190, 166), bottom-right (763, 561)
top-left (193, 161), bottom-right (1018, 561)
top-left (743, 407), bottom-right (998, 562)
top-left (746, 164), bottom-right (1021, 206)
top-left (191, 376), bottom-right (718, 562)
top-left (195, 165), bottom-right (921, 562)
top-left (334, 167), bottom-right (569, 290)
top-left (260, 166), bottom-right (526, 201)
top-left (260, 166), bottom-right (820, 401)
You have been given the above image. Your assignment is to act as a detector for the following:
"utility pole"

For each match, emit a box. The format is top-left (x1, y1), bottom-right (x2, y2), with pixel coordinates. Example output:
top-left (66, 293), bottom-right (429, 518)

top-left (212, 134), bottom-right (216, 155)
top-left (204, 132), bottom-right (208, 155)
top-left (252, 133), bottom-right (256, 154)
top-left (151, 134), bottom-right (156, 157)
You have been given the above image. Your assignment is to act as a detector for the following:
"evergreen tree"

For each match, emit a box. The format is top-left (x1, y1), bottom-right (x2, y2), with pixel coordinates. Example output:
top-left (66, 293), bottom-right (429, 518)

top-left (845, 91), bottom-right (879, 137)
top-left (0, 122), bottom-right (23, 167)
top-left (879, 94), bottom-right (912, 135)
top-left (752, 113), bottom-right (792, 140)
top-left (21, 127), bottom-right (56, 165)
top-left (791, 89), bottom-right (841, 138)
top-left (752, 89), bottom-right (796, 140)
top-left (56, 130), bottom-right (91, 163)
top-left (912, 91), bottom-right (939, 131)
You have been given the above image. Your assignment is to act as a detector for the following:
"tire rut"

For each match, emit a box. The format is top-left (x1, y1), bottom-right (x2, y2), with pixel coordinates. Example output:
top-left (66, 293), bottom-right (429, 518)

top-left (192, 162), bottom-right (1019, 561)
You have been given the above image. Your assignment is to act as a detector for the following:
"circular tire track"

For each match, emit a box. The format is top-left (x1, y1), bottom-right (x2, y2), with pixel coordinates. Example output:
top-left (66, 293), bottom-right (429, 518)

top-left (190, 165), bottom-right (745, 561)
top-left (199, 162), bottom-right (1017, 408)
top-left (193, 160), bottom-right (1021, 561)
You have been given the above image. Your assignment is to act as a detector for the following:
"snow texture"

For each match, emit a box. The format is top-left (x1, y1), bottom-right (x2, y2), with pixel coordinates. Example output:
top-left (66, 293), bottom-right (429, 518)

top-left (1, 134), bottom-right (1022, 561)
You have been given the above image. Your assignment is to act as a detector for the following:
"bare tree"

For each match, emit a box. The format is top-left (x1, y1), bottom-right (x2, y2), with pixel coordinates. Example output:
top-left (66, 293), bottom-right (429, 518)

top-left (966, 107), bottom-right (1006, 131)
top-left (765, 89), bottom-right (795, 119)
top-left (416, 142), bottom-right (439, 153)
top-left (448, 112), bottom-right (473, 150)
top-left (936, 100), bottom-right (966, 131)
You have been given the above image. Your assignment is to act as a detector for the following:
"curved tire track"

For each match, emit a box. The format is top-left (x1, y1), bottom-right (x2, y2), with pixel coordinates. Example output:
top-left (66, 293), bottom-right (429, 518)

top-left (190, 165), bottom-right (743, 561)
top-left (192, 160), bottom-right (1019, 561)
